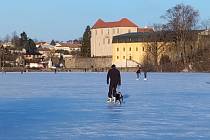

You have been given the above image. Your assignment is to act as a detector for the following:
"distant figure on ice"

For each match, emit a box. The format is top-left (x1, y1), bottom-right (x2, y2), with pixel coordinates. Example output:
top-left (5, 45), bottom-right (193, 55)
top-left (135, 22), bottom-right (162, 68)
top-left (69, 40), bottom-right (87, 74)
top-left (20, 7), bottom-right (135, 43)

top-left (136, 65), bottom-right (141, 80)
top-left (2, 67), bottom-right (6, 74)
top-left (144, 71), bottom-right (147, 80)
top-left (142, 66), bottom-right (147, 80)
top-left (107, 64), bottom-right (121, 103)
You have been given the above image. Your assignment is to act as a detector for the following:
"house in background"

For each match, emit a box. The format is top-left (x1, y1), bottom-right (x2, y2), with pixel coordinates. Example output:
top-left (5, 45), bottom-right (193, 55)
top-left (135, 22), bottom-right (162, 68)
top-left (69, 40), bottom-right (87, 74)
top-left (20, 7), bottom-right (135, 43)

top-left (91, 18), bottom-right (153, 57)
top-left (112, 30), bottom-right (209, 68)
top-left (23, 52), bottom-right (44, 68)
top-left (38, 47), bottom-right (51, 58)
top-left (36, 42), bottom-right (54, 49)
top-left (54, 43), bottom-right (81, 54)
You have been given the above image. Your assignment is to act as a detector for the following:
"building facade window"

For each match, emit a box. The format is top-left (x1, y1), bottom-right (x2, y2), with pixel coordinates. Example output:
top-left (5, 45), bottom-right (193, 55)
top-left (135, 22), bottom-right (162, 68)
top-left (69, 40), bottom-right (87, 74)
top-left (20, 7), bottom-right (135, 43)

top-left (103, 38), bottom-right (105, 44)
top-left (108, 29), bottom-right (109, 35)
top-left (169, 47), bottom-right (171, 52)
top-left (117, 56), bottom-right (119, 59)
top-left (95, 30), bottom-right (97, 36)
top-left (143, 47), bottom-right (144, 51)
top-left (123, 48), bottom-right (125, 51)
top-left (113, 29), bottom-right (115, 34)
top-left (129, 47), bottom-right (131, 51)
top-left (129, 56), bottom-right (132, 60)
top-left (148, 47), bottom-right (151, 52)
top-left (136, 47), bottom-right (138, 51)
top-left (117, 48), bottom-right (119, 51)
top-left (128, 29), bottom-right (131, 33)
top-left (123, 56), bottom-right (125, 59)
top-left (108, 39), bottom-right (110, 44)
top-left (117, 28), bottom-right (120, 34)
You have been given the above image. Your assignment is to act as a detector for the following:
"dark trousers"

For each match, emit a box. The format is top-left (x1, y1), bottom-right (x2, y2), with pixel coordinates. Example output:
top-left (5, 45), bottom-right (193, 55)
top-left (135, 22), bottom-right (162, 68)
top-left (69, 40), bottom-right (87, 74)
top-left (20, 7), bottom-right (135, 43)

top-left (144, 72), bottom-right (147, 78)
top-left (137, 73), bottom-right (140, 78)
top-left (108, 83), bottom-right (117, 98)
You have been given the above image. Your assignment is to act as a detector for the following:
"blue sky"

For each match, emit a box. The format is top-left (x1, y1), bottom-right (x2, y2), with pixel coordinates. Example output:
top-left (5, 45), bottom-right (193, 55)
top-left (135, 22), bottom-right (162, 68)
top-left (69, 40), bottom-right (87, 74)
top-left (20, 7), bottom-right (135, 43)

top-left (0, 0), bottom-right (209, 41)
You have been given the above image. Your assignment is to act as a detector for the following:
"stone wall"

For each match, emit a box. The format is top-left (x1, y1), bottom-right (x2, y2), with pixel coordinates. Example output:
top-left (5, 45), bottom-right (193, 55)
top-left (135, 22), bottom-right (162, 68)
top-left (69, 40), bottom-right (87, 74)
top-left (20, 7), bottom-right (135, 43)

top-left (0, 67), bottom-right (25, 72)
top-left (64, 57), bottom-right (112, 70)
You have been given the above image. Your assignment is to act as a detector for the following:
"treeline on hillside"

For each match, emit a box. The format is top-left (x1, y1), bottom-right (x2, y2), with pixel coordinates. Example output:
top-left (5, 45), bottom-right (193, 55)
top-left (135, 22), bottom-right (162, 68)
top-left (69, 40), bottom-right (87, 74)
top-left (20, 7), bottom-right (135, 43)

top-left (142, 4), bottom-right (210, 72)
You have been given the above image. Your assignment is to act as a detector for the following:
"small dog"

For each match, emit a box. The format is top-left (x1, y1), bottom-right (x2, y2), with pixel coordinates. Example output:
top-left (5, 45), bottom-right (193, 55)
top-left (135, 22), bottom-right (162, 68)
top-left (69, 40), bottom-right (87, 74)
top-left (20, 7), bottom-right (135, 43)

top-left (115, 92), bottom-right (123, 104)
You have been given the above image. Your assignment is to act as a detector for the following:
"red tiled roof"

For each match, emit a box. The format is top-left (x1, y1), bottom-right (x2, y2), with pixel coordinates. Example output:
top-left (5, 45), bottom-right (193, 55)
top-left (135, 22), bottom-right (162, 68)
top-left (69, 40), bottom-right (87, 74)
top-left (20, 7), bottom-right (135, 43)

top-left (92, 18), bottom-right (138, 29)
top-left (137, 28), bottom-right (154, 33)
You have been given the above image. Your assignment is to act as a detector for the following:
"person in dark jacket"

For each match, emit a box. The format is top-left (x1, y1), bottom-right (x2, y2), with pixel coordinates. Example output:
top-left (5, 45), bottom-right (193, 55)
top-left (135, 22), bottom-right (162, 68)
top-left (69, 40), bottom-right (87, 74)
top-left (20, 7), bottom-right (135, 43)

top-left (136, 65), bottom-right (141, 80)
top-left (142, 66), bottom-right (147, 80)
top-left (107, 64), bottom-right (121, 102)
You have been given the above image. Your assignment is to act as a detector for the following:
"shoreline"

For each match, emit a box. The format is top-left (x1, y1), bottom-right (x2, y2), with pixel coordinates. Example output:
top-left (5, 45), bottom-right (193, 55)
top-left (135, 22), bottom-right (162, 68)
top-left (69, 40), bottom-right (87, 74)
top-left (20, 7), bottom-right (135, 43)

top-left (1, 67), bottom-right (210, 73)
top-left (1, 70), bottom-right (210, 73)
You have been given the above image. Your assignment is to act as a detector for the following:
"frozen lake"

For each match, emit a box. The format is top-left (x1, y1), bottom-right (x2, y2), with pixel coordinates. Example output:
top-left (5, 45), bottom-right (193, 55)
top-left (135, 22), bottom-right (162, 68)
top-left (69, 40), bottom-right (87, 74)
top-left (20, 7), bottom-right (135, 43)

top-left (0, 72), bottom-right (210, 140)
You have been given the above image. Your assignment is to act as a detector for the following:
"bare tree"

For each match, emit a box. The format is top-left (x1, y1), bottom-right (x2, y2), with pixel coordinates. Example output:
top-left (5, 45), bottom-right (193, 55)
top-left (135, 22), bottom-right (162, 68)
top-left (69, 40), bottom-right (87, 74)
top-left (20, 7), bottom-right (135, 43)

top-left (11, 31), bottom-right (20, 48)
top-left (153, 23), bottom-right (164, 31)
top-left (161, 3), bottom-right (200, 64)
top-left (192, 30), bottom-right (210, 71)
top-left (4, 34), bottom-right (11, 43)
top-left (200, 19), bottom-right (210, 30)
top-left (145, 34), bottom-right (162, 71)
top-left (144, 31), bottom-right (175, 71)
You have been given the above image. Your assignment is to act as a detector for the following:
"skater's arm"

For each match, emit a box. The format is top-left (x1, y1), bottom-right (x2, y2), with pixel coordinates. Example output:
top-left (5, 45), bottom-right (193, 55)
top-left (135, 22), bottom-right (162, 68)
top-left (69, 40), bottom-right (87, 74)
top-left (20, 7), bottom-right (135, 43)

top-left (118, 71), bottom-right (121, 85)
top-left (107, 71), bottom-right (110, 84)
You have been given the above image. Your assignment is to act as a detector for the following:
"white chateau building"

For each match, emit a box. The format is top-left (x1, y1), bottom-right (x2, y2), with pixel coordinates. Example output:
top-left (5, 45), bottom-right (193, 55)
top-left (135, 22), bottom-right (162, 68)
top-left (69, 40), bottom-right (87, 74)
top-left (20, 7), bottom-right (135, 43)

top-left (91, 18), bottom-right (139, 57)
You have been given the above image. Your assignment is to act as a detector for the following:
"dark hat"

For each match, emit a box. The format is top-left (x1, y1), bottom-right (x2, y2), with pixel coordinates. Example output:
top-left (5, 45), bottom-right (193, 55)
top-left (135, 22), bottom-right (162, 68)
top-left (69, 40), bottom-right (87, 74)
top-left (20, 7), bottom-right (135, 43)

top-left (111, 64), bottom-right (116, 68)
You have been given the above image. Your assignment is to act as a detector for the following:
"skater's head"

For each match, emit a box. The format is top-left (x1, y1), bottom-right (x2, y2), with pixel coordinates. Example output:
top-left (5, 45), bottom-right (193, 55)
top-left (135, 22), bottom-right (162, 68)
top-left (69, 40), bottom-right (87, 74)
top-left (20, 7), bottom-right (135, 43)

top-left (111, 64), bottom-right (116, 68)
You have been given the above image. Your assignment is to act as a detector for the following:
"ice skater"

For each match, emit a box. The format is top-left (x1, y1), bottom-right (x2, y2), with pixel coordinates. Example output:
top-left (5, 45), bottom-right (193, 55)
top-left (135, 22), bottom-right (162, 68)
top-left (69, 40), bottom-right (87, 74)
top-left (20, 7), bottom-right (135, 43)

top-left (136, 65), bottom-right (141, 80)
top-left (107, 64), bottom-right (121, 103)
top-left (2, 67), bottom-right (6, 74)
top-left (143, 67), bottom-right (147, 80)
top-left (144, 71), bottom-right (147, 80)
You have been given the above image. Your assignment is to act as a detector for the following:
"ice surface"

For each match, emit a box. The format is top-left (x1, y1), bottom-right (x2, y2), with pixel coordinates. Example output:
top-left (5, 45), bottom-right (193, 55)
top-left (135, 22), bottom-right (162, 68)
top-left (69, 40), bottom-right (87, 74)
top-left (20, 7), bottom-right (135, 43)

top-left (0, 72), bottom-right (210, 140)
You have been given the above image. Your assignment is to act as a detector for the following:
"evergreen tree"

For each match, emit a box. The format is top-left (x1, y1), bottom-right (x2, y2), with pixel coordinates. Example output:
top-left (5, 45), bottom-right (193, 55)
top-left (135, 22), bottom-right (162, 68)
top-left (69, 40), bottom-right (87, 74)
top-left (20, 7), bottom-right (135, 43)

top-left (19, 32), bottom-right (28, 49)
top-left (81, 26), bottom-right (91, 57)
top-left (18, 32), bottom-right (37, 54)
top-left (26, 39), bottom-right (37, 54)
top-left (50, 40), bottom-right (56, 46)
